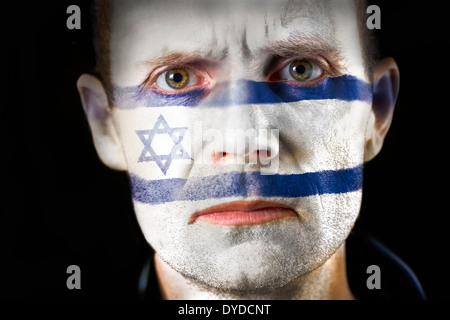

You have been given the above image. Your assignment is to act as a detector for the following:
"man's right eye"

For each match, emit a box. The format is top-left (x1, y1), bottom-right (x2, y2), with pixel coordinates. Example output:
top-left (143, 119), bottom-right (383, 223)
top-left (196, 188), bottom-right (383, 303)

top-left (153, 67), bottom-right (211, 93)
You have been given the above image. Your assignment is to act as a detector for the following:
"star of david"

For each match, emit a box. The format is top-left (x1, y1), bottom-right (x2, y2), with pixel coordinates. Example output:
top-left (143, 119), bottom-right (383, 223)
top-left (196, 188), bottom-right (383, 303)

top-left (136, 115), bottom-right (191, 175)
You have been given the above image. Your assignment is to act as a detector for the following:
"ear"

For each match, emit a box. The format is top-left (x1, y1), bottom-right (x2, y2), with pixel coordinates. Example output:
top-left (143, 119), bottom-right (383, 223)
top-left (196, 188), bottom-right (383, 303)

top-left (364, 57), bottom-right (400, 162)
top-left (77, 74), bottom-right (127, 171)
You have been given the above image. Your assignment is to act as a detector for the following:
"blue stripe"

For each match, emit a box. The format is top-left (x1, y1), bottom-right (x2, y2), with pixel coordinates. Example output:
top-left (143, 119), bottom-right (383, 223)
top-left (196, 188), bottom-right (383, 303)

top-left (129, 165), bottom-right (363, 204)
top-left (113, 75), bottom-right (372, 109)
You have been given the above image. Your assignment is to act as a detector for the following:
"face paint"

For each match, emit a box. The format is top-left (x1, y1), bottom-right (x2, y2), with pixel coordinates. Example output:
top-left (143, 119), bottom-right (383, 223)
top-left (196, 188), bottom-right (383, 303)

top-left (130, 165), bottom-right (363, 204)
top-left (135, 115), bottom-right (191, 174)
top-left (109, 0), bottom-right (372, 290)
top-left (113, 75), bottom-right (372, 108)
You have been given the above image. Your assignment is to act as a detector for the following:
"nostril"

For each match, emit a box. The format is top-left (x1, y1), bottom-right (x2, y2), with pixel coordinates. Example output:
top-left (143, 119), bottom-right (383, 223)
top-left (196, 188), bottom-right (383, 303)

top-left (257, 149), bottom-right (271, 160)
top-left (248, 149), bottom-right (272, 164)
top-left (212, 152), bottom-right (228, 163)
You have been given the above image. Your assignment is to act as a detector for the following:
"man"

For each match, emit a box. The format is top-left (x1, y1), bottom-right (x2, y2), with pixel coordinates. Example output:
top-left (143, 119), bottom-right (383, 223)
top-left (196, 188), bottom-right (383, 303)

top-left (76, 0), bottom-right (420, 299)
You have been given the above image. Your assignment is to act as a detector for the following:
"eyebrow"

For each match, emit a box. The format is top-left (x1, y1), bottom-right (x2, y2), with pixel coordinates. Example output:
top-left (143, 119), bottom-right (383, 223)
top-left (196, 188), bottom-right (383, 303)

top-left (138, 51), bottom-right (220, 68)
top-left (138, 35), bottom-right (345, 77)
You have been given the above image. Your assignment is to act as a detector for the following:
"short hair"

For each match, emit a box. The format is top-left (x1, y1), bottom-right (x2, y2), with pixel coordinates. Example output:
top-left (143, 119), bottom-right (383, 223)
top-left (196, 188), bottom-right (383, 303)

top-left (91, 0), bottom-right (111, 94)
top-left (91, 0), bottom-right (378, 93)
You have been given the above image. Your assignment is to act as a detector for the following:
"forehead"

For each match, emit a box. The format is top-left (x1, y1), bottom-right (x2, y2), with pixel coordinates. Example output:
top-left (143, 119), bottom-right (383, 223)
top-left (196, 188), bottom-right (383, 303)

top-left (110, 0), bottom-right (363, 85)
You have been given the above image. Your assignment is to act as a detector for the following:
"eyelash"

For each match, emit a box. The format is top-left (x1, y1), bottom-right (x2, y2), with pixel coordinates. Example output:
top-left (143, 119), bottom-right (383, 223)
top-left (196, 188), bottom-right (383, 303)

top-left (268, 57), bottom-right (328, 84)
top-left (144, 57), bottom-right (330, 94)
top-left (144, 65), bottom-right (212, 95)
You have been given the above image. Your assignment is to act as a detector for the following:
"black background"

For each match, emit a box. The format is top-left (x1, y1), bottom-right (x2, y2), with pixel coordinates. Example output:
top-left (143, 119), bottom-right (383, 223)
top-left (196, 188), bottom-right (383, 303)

top-left (4, 0), bottom-right (449, 300)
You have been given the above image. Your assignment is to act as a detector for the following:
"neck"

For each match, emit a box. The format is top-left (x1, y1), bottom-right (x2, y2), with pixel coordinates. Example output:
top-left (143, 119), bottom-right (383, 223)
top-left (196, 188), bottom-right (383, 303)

top-left (154, 244), bottom-right (355, 300)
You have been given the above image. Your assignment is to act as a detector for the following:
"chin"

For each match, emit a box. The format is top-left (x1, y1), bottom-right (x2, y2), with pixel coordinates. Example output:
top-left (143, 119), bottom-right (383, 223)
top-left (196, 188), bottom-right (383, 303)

top-left (139, 191), bottom-right (361, 291)
top-left (156, 218), bottom-right (343, 291)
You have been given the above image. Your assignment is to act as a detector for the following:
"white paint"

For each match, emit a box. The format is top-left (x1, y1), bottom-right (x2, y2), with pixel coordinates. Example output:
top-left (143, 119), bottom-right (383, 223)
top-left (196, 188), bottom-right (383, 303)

top-left (107, 0), bottom-right (372, 292)
top-left (135, 191), bottom-right (361, 290)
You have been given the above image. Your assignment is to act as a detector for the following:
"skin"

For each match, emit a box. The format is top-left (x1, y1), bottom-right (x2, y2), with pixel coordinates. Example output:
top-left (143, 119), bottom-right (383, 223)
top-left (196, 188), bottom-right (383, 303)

top-left (77, 0), bottom-right (399, 299)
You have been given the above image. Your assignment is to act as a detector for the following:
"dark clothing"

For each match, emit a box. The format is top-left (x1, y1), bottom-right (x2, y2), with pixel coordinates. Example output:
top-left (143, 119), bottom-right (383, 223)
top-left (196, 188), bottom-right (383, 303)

top-left (346, 228), bottom-right (425, 300)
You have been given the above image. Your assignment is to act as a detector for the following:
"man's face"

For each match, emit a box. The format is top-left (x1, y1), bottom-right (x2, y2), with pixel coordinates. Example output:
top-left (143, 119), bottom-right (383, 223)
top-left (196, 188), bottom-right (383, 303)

top-left (108, 0), bottom-right (372, 290)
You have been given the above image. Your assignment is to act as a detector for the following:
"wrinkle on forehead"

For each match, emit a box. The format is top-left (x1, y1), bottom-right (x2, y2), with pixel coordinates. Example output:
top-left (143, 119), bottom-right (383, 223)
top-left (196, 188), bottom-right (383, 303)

top-left (110, 0), bottom-right (356, 86)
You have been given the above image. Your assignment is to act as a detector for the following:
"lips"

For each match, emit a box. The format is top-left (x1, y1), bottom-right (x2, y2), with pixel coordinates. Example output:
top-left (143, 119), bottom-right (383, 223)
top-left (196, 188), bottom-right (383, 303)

top-left (189, 200), bottom-right (298, 226)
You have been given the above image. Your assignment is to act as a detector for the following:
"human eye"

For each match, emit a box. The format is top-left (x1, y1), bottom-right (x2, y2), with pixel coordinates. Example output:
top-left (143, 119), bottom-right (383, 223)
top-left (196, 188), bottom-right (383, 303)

top-left (150, 67), bottom-right (211, 94)
top-left (269, 59), bottom-right (325, 84)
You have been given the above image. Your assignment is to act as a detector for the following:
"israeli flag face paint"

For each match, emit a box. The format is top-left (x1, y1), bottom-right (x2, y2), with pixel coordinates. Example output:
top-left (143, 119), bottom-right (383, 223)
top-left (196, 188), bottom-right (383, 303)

top-left (109, 0), bottom-right (373, 290)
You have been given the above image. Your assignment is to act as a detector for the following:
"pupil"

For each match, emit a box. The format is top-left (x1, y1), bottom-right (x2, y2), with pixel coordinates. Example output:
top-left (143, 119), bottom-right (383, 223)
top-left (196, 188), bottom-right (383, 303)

top-left (294, 64), bottom-right (306, 74)
top-left (172, 72), bottom-right (183, 83)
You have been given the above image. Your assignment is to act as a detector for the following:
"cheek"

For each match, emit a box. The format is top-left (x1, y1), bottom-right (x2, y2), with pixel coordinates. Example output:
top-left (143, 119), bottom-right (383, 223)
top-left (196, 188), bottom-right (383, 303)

top-left (265, 100), bottom-right (371, 173)
top-left (314, 101), bottom-right (370, 167)
top-left (112, 107), bottom-right (195, 179)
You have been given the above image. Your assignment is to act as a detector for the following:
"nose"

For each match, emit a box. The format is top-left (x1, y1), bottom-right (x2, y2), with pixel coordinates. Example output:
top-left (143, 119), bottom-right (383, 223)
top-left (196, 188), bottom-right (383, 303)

top-left (211, 128), bottom-right (279, 166)
top-left (200, 79), bottom-right (280, 167)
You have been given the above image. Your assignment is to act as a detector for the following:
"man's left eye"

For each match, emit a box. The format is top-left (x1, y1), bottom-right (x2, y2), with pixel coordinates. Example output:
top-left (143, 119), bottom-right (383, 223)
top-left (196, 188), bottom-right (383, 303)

top-left (277, 60), bottom-right (323, 82)
top-left (154, 67), bottom-right (209, 92)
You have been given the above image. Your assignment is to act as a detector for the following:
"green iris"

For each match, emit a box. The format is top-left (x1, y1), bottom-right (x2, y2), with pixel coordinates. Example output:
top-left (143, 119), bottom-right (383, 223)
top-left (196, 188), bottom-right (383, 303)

top-left (165, 68), bottom-right (189, 89)
top-left (289, 60), bottom-right (313, 81)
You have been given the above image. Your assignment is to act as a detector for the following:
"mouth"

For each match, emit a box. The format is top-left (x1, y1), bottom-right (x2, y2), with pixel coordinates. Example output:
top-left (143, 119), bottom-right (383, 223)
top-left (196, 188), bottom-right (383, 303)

top-left (189, 200), bottom-right (298, 226)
